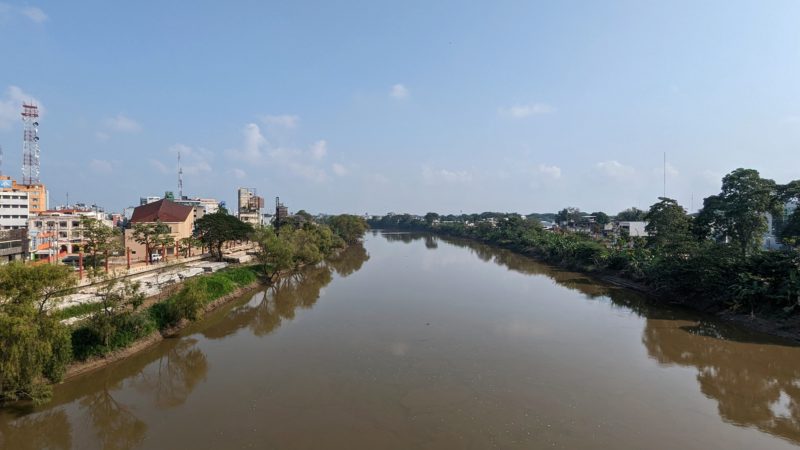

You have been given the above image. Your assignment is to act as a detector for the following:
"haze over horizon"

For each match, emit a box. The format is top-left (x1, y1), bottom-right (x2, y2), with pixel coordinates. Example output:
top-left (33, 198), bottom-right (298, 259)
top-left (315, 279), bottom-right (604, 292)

top-left (0, 1), bottom-right (798, 215)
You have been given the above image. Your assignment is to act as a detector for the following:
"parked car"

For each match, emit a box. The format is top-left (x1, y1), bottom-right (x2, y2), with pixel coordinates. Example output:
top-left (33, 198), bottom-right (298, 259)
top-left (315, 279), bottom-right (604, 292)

top-left (150, 253), bottom-right (163, 262)
top-left (61, 255), bottom-right (80, 266)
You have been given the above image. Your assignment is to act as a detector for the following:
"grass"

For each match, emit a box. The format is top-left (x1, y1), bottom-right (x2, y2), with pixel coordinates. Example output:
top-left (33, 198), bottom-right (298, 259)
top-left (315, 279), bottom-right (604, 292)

top-left (52, 302), bottom-right (104, 321)
top-left (70, 265), bottom-right (261, 361)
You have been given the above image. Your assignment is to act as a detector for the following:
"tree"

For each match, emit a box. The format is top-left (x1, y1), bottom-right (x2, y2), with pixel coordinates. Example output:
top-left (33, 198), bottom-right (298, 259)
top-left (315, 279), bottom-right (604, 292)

top-left (0, 263), bottom-right (75, 404)
top-left (252, 226), bottom-right (295, 281)
top-left (644, 197), bottom-right (693, 254)
top-left (131, 221), bottom-right (172, 263)
top-left (89, 277), bottom-right (146, 346)
top-left (616, 207), bottom-right (646, 222)
top-left (177, 236), bottom-right (201, 257)
top-left (697, 168), bottom-right (780, 257)
top-left (195, 212), bottom-right (254, 261)
top-left (80, 216), bottom-right (121, 269)
top-left (781, 208), bottom-right (800, 247)
top-left (555, 207), bottom-right (582, 226)
top-left (424, 212), bottom-right (440, 226)
top-left (591, 212), bottom-right (610, 227)
top-left (327, 214), bottom-right (369, 244)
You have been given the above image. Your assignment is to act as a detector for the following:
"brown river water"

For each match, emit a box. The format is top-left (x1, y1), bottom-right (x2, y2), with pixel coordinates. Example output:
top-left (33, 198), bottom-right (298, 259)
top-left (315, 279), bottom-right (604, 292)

top-left (2, 231), bottom-right (800, 449)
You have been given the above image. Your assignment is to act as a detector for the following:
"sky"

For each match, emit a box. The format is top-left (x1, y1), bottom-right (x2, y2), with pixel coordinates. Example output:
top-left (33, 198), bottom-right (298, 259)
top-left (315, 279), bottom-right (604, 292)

top-left (0, 1), bottom-right (798, 216)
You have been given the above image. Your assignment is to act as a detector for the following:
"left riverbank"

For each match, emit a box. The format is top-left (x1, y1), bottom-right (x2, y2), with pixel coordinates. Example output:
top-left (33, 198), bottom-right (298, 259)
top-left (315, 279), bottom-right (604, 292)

top-left (64, 265), bottom-right (264, 381)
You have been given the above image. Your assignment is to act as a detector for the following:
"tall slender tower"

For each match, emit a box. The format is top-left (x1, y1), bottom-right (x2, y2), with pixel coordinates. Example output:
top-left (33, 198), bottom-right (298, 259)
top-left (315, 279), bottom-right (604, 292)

top-left (178, 150), bottom-right (184, 199)
top-left (21, 103), bottom-right (40, 185)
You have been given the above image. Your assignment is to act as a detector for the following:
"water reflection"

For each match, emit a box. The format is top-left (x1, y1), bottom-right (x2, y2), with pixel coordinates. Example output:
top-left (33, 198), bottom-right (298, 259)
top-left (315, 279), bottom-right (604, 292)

top-left (132, 338), bottom-right (209, 408)
top-left (80, 387), bottom-right (147, 450)
top-left (644, 318), bottom-right (800, 444)
top-left (202, 242), bottom-right (369, 339)
top-left (0, 334), bottom-right (210, 449)
top-left (381, 230), bottom-right (800, 444)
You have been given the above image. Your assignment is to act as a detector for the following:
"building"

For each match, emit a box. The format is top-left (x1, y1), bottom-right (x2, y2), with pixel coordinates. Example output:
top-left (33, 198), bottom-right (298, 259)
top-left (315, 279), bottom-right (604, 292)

top-left (0, 189), bottom-right (30, 230)
top-left (274, 197), bottom-right (289, 226)
top-left (124, 199), bottom-right (195, 262)
top-left (0, 229), bottom-right (27, 263)
top-left (238, 187), bottom-right (264, 226)
top-left (1, 175), bottom-right (47, 214)
top-left (617, 221), bottom-right (649, 237)
top-left (139, 196), bottom-right (162, 206)
top-left (27, 209), bottom-right (112, 258)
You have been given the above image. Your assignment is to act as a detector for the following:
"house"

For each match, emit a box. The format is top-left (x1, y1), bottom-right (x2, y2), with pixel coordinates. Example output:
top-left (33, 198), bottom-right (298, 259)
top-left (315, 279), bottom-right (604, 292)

top-left (124, 199), bottom-right (194, 262)
top-left (28, 209), bottom-right (112, 259)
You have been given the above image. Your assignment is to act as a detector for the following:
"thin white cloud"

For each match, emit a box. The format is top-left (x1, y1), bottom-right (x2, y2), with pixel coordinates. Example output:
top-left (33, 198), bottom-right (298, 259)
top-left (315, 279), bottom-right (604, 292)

top-left (390, 84), bottom-right (409, 100)
top-left (310, 140), bottom-right (327, 160)
top-left (0, 86), bottom-right (44, 130)
top-left (103, 114), bottom-right (141, 133)
top-left (229, 168), bottom-right (247, 180)
top-left (537, 164), bottom-right (562, 179)
top-left (782, 115), bottom-right (800, 125)
top-left (94, 131), bottom-right (110, 142)
top-left (261, 114), bottom-right (299, 128)
top-left (422, 165), bottom-right (472, 184)
top-left (652, 162), bottom-right (679, 178)
top-left (499, 103), bottom-right (554, 118)
top-left (88, 159), bottom-right (113, 174)
top-left (332, 163), bottom-right (348, 176)
top-left (227, 124), bottom-right (334, 183)
top-left (367, 173), bottom-right (390, 185)
top-left (20, 6), bottom-right (47, 23)
top-left (149, 159), bottom-right (170, 174)
top-left (596, 160), bottom-right (636, 179)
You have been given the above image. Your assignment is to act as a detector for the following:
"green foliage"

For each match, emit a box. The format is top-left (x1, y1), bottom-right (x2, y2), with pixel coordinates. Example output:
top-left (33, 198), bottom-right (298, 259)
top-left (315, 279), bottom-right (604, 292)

top-left (80, 216), bottom-right (122, 268)
top-left (0, 263), bottom-right (76, 404)
top-left (696, 168), bottom-right (780, 257)
top-left (195, 212), bottom-right (254, 261)
top-left (327, 214), bottom-right (369, 244)
top-left (616, 207), bottom-right (646, 221)
top-left (645, 197), bottom-right (694, 255)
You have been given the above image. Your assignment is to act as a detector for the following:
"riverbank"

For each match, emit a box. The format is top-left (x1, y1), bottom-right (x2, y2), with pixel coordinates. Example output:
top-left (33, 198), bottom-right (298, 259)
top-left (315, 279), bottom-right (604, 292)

top-left (63, 277), bottom-right (264, 381)
top-left (422, 230), bottom-right (800, 344)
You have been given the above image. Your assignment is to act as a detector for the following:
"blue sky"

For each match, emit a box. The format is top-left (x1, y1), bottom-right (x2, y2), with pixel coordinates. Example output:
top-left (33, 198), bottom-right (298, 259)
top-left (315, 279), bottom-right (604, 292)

top-left (0, 1), bottom-right (798, 215)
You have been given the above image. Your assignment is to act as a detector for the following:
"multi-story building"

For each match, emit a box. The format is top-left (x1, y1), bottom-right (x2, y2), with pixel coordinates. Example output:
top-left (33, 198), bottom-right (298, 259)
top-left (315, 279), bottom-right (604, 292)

top-left (0, 190), bottom-right (30, 230)
top-left (27, 209), bottom-right (113, 258)
top-left (238, 187), bottom-right (264, 226)
top-left (1, 175), bottom-right (47, 213)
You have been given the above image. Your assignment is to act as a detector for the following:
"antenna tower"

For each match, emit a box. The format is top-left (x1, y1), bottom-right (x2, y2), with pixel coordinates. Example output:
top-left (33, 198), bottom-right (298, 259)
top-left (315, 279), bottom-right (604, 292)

top-left (21, 103), bottom-right (40, 185)
top-left (178, 150), bottom-right (184, 199)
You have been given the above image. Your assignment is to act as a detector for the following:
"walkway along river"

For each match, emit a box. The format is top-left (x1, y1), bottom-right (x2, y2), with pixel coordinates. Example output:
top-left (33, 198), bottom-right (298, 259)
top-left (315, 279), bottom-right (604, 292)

top-left (2, 231), bottom-right (800, 449)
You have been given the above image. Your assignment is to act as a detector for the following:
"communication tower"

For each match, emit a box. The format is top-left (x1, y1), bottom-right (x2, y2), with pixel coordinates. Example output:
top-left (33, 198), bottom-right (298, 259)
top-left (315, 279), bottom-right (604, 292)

top-left (178, 150), bottom-right (184, 199)
top-left (21, 103), bottom-right (40, 185)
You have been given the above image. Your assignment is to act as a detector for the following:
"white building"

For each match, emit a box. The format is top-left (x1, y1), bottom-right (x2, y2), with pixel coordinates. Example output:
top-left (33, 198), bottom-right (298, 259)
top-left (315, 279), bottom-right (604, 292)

top-left (617, 221), bottom-right (649, 237)
top-left (0, 191), bottom-right (30, 230)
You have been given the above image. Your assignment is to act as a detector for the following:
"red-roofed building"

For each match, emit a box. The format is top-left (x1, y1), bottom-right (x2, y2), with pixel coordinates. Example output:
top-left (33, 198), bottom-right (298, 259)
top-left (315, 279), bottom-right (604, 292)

top-left (124, 199), bottom-right (195, 262)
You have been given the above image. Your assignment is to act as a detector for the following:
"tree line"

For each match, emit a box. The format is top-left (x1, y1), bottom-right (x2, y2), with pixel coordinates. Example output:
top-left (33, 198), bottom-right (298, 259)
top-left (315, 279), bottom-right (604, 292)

top-left (369, 168), bottom-right (800, 317)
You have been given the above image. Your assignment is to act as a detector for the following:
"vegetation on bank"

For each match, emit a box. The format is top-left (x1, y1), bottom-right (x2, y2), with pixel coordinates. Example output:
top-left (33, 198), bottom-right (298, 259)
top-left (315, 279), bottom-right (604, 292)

top-left (0, 212), bottom-right (369, 406)
top-left (370, 168), bottom-right (800, 317)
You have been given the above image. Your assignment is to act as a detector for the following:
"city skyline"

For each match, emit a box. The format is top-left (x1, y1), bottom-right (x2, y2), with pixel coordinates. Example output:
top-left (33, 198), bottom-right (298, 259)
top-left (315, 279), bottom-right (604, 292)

top-left (1, 1), bottom-right (798, 215)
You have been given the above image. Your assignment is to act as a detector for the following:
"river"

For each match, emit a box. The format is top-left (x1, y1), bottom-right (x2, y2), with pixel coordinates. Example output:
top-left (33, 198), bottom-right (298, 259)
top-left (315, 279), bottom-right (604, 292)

top-left (2, 231), bottom-right (800, 449)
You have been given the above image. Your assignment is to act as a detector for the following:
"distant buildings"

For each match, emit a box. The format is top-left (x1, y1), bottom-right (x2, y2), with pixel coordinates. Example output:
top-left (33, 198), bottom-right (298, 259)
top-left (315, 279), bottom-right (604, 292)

top-left (238, 187), bottom-right (264, 226)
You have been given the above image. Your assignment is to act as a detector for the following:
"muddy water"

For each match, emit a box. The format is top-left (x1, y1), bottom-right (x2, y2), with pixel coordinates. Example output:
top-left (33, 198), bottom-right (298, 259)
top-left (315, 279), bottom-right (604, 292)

top-left (2, 231), bottom-right (800, 449)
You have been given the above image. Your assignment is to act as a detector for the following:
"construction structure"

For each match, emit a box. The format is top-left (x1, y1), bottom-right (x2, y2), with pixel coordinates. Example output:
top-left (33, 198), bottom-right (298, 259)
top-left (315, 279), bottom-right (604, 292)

top-left (237, 187), bottom-right (264, 226)
top-left (274, 196), bottom-right (289, 227)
